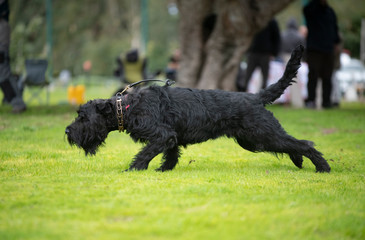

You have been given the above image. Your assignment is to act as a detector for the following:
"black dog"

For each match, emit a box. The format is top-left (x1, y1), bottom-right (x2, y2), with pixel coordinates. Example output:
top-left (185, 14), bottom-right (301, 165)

top-left (66, 45), bottom-right (330, 173)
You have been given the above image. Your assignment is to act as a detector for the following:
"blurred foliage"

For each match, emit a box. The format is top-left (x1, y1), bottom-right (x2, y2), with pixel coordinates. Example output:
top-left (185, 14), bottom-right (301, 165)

top-left (7, 0), bottom-right (364, 77)
top-left (147, 1), bottom-right (179, 73)
top-left (8, 0), bottom-right (179, 77)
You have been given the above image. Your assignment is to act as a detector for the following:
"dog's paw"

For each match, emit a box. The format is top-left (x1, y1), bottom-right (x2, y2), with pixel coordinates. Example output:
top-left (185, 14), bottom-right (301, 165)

top-left (155, 167), bottom-right (163, 172)
top-left (316, 166), bottom-right (331, 173)
top-left (123, 167), bottom-right (140, 172)
top-left (155, 167), bottom-right (170, 172)
top-left (127, 162), bottom-right (149, 171)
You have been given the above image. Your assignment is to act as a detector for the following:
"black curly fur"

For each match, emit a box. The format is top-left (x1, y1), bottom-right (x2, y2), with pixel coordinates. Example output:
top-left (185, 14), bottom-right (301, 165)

top-left (66, 45), bottom-right (330, 173)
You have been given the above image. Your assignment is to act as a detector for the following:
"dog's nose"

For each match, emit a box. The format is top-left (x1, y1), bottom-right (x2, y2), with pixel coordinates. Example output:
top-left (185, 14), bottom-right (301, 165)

top-left (65, 127), bottom-right (70, 134)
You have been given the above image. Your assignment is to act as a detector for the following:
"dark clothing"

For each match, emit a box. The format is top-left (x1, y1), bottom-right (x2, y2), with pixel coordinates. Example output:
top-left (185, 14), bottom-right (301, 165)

top-left (0, 19), bottom-right (11, 84)
top-left (244, 53), bottom-right (270, 90)
top-left (0, 1), bottom-right (12, 103)
top-left (304, 0), bottom-right (340, 108)
top-left (0, 0), bottom-right (9, 21)
top-left (306, 50), bottom-right (334, 107)
top-left (242, 19), bottom-right (281, 91)
top-left (303, 0), bottom-right (340, 108)
top-left (248, 19), bottom-right (281, 56)
top-left (0, 2), bottom-right (26, 112)
top-left (303, 0), bottom-right (340, 53)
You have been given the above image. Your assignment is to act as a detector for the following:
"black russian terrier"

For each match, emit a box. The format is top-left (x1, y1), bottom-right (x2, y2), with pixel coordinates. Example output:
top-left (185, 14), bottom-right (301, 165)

top-left (66, 45), bottom-right (331, 173)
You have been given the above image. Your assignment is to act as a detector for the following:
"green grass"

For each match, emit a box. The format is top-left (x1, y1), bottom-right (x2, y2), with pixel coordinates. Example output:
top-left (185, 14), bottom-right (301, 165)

top-left (0, 82), bottom-right (364, 240)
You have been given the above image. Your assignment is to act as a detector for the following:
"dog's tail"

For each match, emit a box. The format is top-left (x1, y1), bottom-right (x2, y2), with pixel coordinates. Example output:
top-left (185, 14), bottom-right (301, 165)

top-left (258, 45), bottom-right (304, 106)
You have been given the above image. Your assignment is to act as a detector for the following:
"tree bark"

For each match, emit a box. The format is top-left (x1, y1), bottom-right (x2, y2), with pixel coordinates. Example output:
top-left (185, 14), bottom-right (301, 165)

top-left (177, 0), bottom-right (294, 90)
top-left (177, 0), bottom-right (212, 88)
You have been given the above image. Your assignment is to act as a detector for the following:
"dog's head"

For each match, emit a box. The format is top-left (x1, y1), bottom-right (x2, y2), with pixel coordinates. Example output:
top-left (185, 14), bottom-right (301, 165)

top-left (65, 99), bottom-right (117, 155)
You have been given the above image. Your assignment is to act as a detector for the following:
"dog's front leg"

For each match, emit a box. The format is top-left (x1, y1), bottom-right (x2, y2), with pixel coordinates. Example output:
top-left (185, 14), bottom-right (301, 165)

top-left (127, 142), bottom-right (166, 171)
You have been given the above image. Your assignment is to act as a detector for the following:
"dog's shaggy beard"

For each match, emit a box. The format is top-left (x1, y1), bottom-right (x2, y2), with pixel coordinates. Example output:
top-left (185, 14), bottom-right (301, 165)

top-left (66, 99), bottom-right (116, 156)
top-left (66, 122), bottom-right (108, 156)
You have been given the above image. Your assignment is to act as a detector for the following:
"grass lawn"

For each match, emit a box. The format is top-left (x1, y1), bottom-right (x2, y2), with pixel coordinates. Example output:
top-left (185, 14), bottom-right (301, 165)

top-left (0, 81), bottom-right (364, 240)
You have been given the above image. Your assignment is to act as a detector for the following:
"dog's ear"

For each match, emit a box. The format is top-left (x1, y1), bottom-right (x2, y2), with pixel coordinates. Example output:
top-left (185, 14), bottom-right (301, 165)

top-left (95, 100), bottom-right (113, 116)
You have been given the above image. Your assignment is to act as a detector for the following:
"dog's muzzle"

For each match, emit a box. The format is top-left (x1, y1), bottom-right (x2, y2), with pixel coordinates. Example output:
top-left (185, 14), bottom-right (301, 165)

top-left (65, 127), bottom-right (70, 134)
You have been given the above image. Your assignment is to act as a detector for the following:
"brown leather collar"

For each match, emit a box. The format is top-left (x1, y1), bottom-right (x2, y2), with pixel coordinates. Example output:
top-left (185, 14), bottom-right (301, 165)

top-left (115, 79), bottom-right (174, 132)
top-left (116, 93), bottom-right (124, 132)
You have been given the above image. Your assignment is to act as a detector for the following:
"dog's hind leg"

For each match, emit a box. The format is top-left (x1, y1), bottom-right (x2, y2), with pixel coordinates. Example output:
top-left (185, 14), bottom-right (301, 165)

top-left (156, 146), bottom-right (181, 172)
top-left (301, 145), bottom-right (331, 173)
top-left (264, 136), bottom-right (330, 172)
top-left (236, 137), bottom-right (258, 153)
top-left (236, 136), bottom-right (303, 167)
top-left (236, 134), bottom-right (330, 172)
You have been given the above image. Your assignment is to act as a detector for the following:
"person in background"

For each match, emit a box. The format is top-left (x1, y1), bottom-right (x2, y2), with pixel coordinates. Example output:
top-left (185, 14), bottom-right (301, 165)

top-left (331, 32), bottom-right (342, 107)
top-left (280, 18), bottom-right (305, 61)
top-left (241, 18), bottom-right (281, 92)
top-left (303, 0), bottom-right (340, 109)
top-left (0, 0), bottom-right (26, 113)
top-left (165, 49), bottom-right (180, 81)
top-left (114, 49), bottom-right (147, 84)
top-left (280, 18), bottom-right (306, 107)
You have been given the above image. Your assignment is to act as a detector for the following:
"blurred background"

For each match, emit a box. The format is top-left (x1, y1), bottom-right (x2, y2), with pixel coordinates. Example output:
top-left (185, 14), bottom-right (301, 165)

top-left (9, 0), bottom-right (179, 77)
top-left (8, 0), bottom-right (364, 76)
top-left (2, 0), bottom-right (365, 106)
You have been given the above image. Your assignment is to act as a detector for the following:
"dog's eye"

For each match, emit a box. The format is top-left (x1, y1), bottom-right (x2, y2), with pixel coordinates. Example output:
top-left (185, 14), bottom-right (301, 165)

top-left (78, 115), bottom-right (88, 121)
top-left (78, 111), bottom-right (87, 118)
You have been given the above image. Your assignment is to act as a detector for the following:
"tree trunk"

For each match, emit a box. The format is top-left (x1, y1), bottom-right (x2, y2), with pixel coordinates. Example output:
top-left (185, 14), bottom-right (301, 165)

top-left (177, 0), bottom-right (294, 90)
top-left (176, 0), bottom-right (212, 88)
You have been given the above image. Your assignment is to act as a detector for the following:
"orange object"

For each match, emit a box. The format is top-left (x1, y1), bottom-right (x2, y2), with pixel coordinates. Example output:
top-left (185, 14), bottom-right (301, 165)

top-left (68, 85), bottom-right (85, 105)
top-left (83, 60), bottom-right (92, 72)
